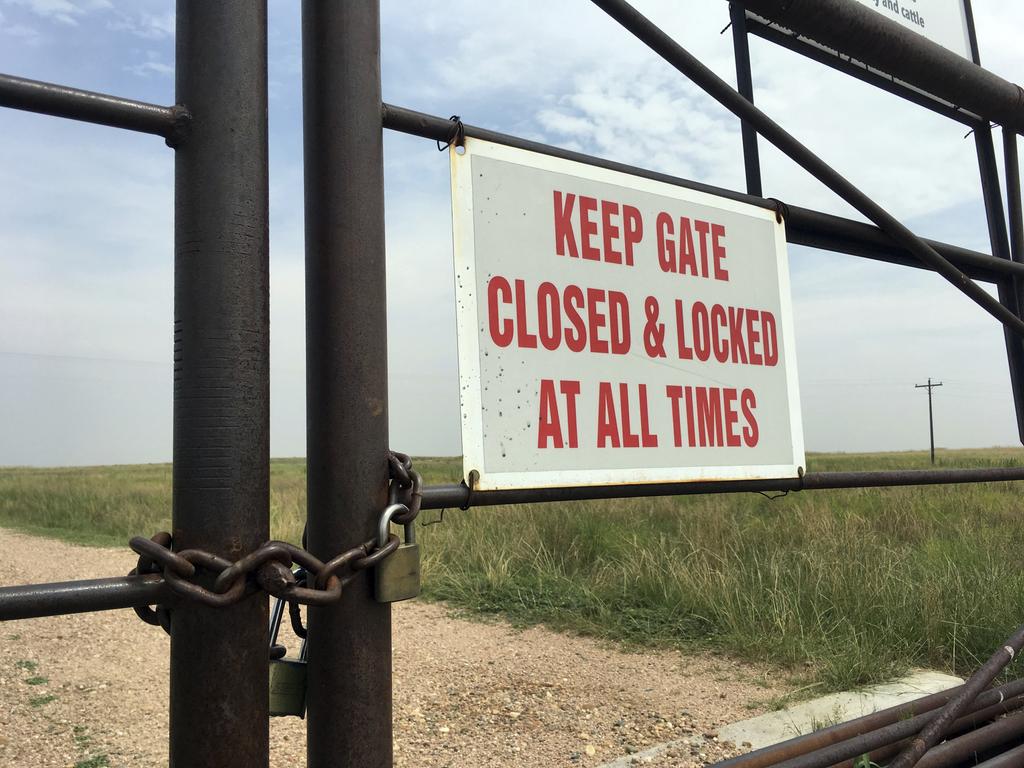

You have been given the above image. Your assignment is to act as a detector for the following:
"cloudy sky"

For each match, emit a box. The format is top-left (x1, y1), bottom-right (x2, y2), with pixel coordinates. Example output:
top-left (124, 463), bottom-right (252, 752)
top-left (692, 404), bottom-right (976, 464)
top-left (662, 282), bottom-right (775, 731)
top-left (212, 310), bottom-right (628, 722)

top-left (1, 0), bottom-right (1023, 466)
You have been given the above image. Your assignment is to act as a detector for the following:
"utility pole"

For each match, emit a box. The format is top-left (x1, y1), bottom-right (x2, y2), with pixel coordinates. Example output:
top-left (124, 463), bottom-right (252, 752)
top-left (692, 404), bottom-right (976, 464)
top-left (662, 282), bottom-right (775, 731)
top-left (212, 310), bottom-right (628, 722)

top-left (915, 378), bottom-right (943, 464)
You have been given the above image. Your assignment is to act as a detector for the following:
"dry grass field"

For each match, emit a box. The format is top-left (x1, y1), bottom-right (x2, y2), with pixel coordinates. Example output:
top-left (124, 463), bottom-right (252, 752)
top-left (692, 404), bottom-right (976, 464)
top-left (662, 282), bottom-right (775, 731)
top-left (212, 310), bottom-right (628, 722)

top-left (2, 448), bottom-right (1024, 693)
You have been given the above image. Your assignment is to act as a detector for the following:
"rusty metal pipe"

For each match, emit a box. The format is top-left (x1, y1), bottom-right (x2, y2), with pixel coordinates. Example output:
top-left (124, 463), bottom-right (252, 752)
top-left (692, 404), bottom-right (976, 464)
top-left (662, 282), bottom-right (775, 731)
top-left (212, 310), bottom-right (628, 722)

top-left (589, 0), bottom-right (1024, 338)
top-left (0, 574), bottom-right (168, 621)
top-left (382, 102), bottom-right (1024, 284)
top-left (730, 0), bottom-right (1024, 133)
top-left (972, 742), bottom-right (1024, 767)
top-left (0, 72), bottom-right (189, 144)
top-left (418, 467), bottom-right (1024, 510)
top-left (823, 694), bottom-right (1024, 768)
top-left (913, 709), bottom-right (1024, 768)
top-left (889, 623), bottom-right (1024, 768)
top-left (714, 680), bottom-right (1024, 768)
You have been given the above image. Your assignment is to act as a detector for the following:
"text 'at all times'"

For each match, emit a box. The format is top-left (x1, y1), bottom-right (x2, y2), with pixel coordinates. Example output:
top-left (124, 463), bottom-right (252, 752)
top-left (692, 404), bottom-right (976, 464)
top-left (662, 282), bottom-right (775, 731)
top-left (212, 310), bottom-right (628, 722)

top-left (486, 189), bottom-right (783, 452)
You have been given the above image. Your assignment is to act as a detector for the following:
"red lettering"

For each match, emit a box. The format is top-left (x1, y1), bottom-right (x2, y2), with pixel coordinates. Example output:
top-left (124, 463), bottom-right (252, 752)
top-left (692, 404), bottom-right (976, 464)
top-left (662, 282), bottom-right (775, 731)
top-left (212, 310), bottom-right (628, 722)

top-left (692, 302), bottom-right (711, 362)
top-left (587, 287), bottom-right (608, 354)
top-left (728, 307), bottom-right (747, 364)
top-left (723, 387), bottom-right (741, 447)
top-left (694, 219), bottom-right (711, 277)
top-left (601, 200), bottom-right (622, 264)
top-left (487, 276), bottom-right (513, 347)
top-left (560, 380), bottom-right (581, 449)
top-left (711, 223), bottom-right (729, 281)
top-left (741, 389), bottom-right (759, 447)
top-left (579, 196), bottom-right (600, 260)
top-left (656, 212), bottom-right (675, 273)
top-left (513, 279), bottom-right (537, 349)
top-left (537, 379), bottom-right (563, 448)
top-left (696, 387), bottom-right (724, 447)
top-left (746, 308), bottom-right (762, 365)
top-left (597, 382), bottom-right (620, 448)
top-left (537, 282), bottom-right (560, 351)
top-left (638, 384), bottom-right (658, 447)
top-left (564, 285), bottom-right (587, 353)
top-left (608, 291), bottom-right (630, 355)
top-left (666, 385), bottom-right (684, 448)
top-left (678, 218), bottom-right (697, 276)
top-left (553, 191), bottom-right (578, 258)
top-left (684, 386), bottom-right (696, 447)
top-left (619, 383), bottom-right (640, 448)
top-left (675, 300), bottom-right (693, 360)
top-left (623, 205), bottom-right (642, 266)
top-left (762, 312), bottom-right (779, 366)
top-left (710, 304), bottom-right (728, 363)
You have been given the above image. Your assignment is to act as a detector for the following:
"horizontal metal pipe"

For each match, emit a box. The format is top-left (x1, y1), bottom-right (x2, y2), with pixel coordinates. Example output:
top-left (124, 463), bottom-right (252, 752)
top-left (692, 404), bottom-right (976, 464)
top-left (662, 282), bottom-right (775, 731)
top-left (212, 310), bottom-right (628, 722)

top-left (0, 73), bottom-right (189, 144)
top-left (972, 742), bottom-right (1024, 768)
top-left (743, 18), bottom-right (984, 128)
top-left (0, 574), bottom-right (168, 621)
top-left (717, 683), bottom-right (969, 768)
top-left (590, 0), bottom-right (1024, 338)
top-left (419, 467), bottom-right (1024, 510)
top-left (785, 207), bottom-right (1024, 282)
top-left (914, 709), bottom-right (1024, 768)
top-left (381, 103), bottom-right (1024, 283)
top-left (828, 695), bottom-right (1024, 768)
top-left (764, 685), bottom-right (1024, 768)
top-left (890, 621), bottom-right (1024, 767)
top-left (731, 0), bottom-right (1024, 133)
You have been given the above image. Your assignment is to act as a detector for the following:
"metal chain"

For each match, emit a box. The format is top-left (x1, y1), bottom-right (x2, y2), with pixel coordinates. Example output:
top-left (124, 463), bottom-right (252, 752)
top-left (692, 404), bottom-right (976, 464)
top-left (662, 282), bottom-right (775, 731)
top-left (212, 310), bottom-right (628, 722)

top-left (129, 451), bottom-right (418, 629)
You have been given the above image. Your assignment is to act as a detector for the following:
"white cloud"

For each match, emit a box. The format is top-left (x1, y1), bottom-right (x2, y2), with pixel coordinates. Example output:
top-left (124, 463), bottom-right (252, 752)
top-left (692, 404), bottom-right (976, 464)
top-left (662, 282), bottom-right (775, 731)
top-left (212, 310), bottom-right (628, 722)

top-left (124, 59), bottom-right (173, 78)
top-left (4, 0), bottom-right (112, 27)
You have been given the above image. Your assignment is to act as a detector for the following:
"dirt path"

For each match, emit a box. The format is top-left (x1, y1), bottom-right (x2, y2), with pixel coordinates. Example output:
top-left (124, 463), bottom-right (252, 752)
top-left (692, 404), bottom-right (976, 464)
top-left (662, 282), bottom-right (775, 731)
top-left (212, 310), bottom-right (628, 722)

top-left (0, 529), bottom-right (788, 767)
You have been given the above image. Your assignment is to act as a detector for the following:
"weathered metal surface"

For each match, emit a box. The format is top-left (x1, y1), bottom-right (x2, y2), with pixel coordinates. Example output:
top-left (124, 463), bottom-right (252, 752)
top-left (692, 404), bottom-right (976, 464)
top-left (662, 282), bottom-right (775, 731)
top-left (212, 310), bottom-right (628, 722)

top-left (731, 0), bottom-right (1024, 133)
top-left (302, 0), bottom-right (393, 765)
top-left (418, 467), bottom-right (1024, 510)
top-left (0, 574), bottom-right (168, 621)
top-left (589, 0), bottom-right (1024, 339)
top-left (172, 1), bottom-right (270, 766)
top-left (381, 103), bottom-right (1024, 284)
top-left (0, 72), bottom-right (190, 143)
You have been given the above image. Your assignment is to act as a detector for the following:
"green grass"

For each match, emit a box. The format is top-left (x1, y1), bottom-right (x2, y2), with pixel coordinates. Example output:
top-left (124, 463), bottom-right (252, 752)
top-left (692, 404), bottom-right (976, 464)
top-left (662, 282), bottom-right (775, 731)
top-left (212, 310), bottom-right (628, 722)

top-left (3, 449), bottom-right (1024, 691)
top-left (29, 693), bottom-right (57, 708)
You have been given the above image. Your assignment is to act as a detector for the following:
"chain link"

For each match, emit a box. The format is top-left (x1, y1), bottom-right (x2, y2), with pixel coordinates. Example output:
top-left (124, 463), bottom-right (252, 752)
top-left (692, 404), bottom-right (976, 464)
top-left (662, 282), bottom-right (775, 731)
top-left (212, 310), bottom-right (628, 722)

top-left (129, 451), bottom-right (416, 630)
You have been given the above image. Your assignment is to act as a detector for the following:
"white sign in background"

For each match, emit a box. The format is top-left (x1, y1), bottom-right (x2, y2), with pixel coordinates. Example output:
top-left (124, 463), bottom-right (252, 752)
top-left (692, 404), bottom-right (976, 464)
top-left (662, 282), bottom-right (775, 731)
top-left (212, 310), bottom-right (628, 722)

top-left (450, 139), bottom-right (804, 491)
top-left (849, 0), bottom-right (971, 60)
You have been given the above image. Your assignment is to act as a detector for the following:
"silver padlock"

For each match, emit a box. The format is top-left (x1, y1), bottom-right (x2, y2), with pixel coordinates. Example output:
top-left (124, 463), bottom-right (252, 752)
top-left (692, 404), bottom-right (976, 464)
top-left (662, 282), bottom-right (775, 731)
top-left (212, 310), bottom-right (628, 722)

top-left (268, 594), bottom-right (307, 718)
top-left (374, 502), bottom-right (421, 603)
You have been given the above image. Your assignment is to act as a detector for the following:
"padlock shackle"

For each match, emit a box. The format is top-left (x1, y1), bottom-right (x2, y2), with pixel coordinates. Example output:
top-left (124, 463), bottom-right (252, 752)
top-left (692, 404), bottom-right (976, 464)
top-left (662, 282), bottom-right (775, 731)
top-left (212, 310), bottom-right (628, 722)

top-left (377, 502), bottom-right (410, 548)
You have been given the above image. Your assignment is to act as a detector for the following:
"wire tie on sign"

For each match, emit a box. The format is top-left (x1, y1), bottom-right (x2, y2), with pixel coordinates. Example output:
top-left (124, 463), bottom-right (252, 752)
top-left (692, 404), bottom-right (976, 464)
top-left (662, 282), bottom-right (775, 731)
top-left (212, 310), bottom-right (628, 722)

top-left (766, 197), bottom-right (789, 225)
top-left (437, 115), bottom-right (466, 152)
top-left (720, 21), bottom-right (732, 34)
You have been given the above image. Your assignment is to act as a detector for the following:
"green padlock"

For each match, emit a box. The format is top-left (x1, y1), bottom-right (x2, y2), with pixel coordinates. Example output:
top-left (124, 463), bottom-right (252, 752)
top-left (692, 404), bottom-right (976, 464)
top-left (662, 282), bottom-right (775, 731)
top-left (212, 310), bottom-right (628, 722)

top-left (268, 595), bottom-right (307, 718)
top-left (374, 502), bottom-right (421, 603)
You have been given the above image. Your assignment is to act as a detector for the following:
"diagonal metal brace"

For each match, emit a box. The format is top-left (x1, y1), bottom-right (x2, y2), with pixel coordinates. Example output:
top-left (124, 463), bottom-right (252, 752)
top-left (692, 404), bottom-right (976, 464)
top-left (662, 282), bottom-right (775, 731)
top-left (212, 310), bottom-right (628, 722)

top-left (590, 0), bottom-right (1024, 339)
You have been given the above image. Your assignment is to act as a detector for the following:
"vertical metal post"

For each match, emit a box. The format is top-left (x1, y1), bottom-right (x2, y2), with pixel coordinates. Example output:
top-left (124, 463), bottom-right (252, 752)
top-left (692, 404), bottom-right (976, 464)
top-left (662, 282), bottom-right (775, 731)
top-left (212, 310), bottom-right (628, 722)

top-left (1004, 128), bottom-right (1024, 266)
top-left (729, 2), bottom-right (763, 197)
top-left (171, 3), bottom-right (270, 767)
top-left (302, 2), bottom-right (393, 767)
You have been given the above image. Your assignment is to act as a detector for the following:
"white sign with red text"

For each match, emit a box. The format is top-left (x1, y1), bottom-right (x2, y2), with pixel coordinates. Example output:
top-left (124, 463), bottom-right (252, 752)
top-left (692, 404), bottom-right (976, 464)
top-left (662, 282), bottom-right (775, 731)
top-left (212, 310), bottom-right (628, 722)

top-left (450, 138), bottom-right (804, 491)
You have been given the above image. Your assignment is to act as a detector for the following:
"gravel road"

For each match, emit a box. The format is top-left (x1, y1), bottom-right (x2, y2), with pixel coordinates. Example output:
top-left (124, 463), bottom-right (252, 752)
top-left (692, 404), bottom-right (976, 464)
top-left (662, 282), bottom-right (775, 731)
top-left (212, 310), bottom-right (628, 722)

top-left (0, 529), bottom-right (787, 767)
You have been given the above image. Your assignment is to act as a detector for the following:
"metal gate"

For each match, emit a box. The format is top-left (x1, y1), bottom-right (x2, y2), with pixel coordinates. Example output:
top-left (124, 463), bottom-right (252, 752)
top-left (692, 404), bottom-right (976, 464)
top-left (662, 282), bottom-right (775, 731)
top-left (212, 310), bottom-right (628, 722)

top-left (2, 1), bottom-right (1024, 766)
